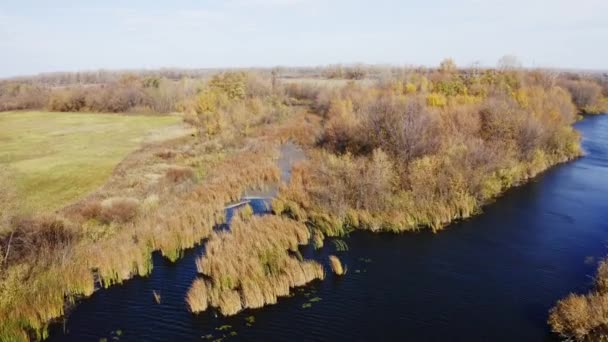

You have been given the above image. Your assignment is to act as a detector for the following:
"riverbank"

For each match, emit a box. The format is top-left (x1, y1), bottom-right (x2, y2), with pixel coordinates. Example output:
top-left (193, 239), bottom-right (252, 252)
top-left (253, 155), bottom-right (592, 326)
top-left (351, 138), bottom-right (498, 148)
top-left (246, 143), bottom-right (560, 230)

top-left (47, 113), bottom-right (608, 342)
top-left (2, 67), bottom-right (606, 341)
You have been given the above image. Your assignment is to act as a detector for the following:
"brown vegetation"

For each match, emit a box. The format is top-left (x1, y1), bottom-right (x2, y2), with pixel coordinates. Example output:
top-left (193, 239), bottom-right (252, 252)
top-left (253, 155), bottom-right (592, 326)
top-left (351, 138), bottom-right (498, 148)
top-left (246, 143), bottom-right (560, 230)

top-left (1, 64), bottom-right (606, 340)
top-left (549, 259), bottom-right (608, 340)
top-left (276, 65), bottom-right (583, 234)
top-left (0, 70), bottom-right (296, 340)
top-left (328, 255), bottom-right (345, 275)
top-left (165, 166), bottom-right (195, 184)
top-left (186, 215), bottom-right (324, 316)
top-left (560, 79), bottom-right (607, 114)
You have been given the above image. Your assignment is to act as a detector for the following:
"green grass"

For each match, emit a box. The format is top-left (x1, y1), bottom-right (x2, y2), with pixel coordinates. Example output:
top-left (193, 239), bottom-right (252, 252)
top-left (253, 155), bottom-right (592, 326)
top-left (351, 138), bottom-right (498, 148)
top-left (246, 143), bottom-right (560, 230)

top-left (0, 111), bottom-right (180, 211)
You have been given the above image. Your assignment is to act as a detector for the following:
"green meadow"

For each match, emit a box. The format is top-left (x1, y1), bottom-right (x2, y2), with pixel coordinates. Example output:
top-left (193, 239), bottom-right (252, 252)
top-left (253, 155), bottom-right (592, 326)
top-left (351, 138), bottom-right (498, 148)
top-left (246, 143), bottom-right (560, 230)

top-left (0, 111), bottom-right (180, 211)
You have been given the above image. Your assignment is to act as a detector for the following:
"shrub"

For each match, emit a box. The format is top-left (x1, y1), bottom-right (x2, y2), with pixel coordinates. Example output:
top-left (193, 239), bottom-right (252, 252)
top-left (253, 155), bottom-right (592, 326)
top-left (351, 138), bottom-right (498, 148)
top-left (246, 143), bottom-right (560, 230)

top-left (165, 166), bottom-right (195, 183)
top-left (549, 257), bottom-right (608, 340)
top-left (561, 80), bottom-right (604, 113)
top-left (0, 83), bottom-right (49, 111)
top-left (47, 88), bottom-right (87, 112)
top-left (548, 293), bottom-right (608, 341)
top-left (366, 96), bottom-right (443, 163)
top-left (0, 215), bottom-right (74, 266)
top-left (79, 201), bottom-right (103, 221)
top-left (426, 93), bottom-right (447, 107)
top-left (209, 72), bottom-right (247, 100)
top-left (99, 197), bottom-right (139, 223)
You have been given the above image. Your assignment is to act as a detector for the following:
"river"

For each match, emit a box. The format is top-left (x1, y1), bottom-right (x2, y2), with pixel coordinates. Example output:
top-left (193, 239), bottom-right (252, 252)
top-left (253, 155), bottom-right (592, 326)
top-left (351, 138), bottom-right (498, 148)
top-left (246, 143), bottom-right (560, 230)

top-left (48, 115), bottom-right (608, 341)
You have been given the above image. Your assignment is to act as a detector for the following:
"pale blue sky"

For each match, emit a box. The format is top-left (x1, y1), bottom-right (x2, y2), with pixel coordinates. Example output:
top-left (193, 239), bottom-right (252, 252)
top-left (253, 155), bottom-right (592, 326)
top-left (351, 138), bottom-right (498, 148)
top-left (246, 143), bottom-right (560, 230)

top-left (0, 0), bottom-right (606, 77)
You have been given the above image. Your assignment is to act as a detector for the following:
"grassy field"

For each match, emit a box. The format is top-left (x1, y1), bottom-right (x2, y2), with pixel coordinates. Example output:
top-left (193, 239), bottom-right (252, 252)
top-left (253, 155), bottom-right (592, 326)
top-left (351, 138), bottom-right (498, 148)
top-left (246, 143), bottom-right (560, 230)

top-left (0, 111), bottom-right (181, 212)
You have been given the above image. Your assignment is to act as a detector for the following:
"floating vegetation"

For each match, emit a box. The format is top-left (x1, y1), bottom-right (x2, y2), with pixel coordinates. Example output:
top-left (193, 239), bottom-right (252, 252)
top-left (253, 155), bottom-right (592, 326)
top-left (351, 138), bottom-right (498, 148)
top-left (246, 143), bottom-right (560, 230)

top-left (302, 303), bottom-right (312, 309)
top-left (203, 334), bottom-right (214, 339)
top-left (329, 255), bottom-right (346, 276)
top-left (229, 331), bottom-right (238, 336)
top-left (245, 316), bottom-right (255, 324)
top-left (332, 239), bottom-right (349, 251)
top-left (358, 257), bottom-right (372, 263)
top-left (152, 290), bottom-right (161, 304)
top-left (309, 297), bottom-right (322, 302)
top-left (187, 215), bottom-right (325, 316)
top-left (216, 325), bottom-right (232, 331)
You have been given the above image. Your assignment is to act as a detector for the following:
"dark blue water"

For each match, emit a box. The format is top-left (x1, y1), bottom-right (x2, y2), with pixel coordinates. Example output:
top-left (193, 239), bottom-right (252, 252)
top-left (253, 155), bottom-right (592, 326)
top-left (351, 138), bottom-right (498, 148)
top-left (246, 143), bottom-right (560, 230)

top-left (48, 115), bottom-right (608, 342)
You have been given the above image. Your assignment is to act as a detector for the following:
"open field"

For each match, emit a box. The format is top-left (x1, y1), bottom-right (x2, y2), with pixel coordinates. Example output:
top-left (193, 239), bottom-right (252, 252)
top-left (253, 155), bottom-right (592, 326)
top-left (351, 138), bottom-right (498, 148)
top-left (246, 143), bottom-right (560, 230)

top-left (0, 111), bottom-right (181, 212)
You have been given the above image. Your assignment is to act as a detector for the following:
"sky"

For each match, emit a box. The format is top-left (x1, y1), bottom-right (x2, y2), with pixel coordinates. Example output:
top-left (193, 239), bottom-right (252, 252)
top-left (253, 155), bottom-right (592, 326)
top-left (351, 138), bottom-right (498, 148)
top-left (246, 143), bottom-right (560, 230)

top-left (0, 0), bottom-right (607, 77)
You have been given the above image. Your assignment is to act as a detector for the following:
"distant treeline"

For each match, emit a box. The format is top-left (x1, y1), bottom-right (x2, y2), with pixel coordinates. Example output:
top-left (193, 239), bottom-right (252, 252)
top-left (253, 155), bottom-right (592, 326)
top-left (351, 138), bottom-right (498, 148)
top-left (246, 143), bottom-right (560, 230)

top-left (2, 64), bottom-right (606, 115)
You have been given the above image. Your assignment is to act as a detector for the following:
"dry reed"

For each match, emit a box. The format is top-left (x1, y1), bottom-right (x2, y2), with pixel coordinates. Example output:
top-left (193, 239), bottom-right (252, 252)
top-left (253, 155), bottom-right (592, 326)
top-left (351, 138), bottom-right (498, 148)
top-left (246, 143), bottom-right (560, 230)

top-left (328, 255), bottom-right (345, 275)
top-left (187, 215), bottom-right (324, 316)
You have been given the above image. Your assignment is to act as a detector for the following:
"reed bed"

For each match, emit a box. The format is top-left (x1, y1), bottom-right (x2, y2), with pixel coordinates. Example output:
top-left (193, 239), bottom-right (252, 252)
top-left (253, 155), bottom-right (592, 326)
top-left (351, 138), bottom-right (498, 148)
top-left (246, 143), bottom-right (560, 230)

top-left (0, 142), bottom-right (282, 340)
top-left (187, 215), bottom-right (325, 316)
top-left (328, 255), bottom-right (345, 275)
top-left (549, 259), bottom-right (608, 341)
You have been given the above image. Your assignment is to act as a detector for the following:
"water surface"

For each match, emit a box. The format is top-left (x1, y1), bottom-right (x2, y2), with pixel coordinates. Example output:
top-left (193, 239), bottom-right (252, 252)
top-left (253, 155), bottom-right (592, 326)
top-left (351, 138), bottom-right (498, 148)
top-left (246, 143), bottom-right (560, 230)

top-left (49, 115), bottom-right (608, 341)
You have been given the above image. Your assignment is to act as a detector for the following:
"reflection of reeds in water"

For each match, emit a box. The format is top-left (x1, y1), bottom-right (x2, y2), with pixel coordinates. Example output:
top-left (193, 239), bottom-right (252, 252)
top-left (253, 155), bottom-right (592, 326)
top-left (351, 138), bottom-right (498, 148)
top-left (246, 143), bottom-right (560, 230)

top-left (187, 215), bottom-right (324, 316)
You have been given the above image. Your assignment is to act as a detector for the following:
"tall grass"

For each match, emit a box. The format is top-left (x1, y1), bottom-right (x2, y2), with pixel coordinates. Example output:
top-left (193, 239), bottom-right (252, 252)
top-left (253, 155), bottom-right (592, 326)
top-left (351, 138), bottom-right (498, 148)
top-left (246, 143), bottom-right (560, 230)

top-left (0, 69), bottom-right (316, 338)
top-left (186, 215), bottom-right (324, 316)
top-left (0, 142), bottom-right (282, 340)
top-left (549, 259), bottom-right (608, 340)
top-left (328, 255), bottom-right (345, 276)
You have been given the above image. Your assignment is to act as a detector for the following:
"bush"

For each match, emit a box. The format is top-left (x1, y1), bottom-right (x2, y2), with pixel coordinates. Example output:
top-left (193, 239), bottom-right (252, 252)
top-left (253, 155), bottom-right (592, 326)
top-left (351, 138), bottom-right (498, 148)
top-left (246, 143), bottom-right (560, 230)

top-left (99, 197), bottom-right (139, 223)
top-left (549, 257), bottom-right (608, 340)
top-left (165, 167), bottom-right (195, 183)
top-left (0, 83), bottom-right (49, 111)
top-left (0, 215), bottom-right (74, 266)
top-left (549, 293), bottom-right (608, 340)
top-left (561, 80), bottom-right (604, 113)
top-left (426, 93), bottom-right (447, 107)
top-left (79, 201), bottom-right (103, 221)
top-left (47, 88), bottom-right (87, 112)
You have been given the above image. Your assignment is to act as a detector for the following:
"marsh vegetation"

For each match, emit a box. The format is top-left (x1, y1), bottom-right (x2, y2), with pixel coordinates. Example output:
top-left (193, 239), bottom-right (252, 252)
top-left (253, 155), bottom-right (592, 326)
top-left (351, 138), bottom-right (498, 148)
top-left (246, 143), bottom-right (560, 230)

top-left (0, 62), bottom-right (607, 340)
top-left (549, 258), bottom-right (608, 341)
